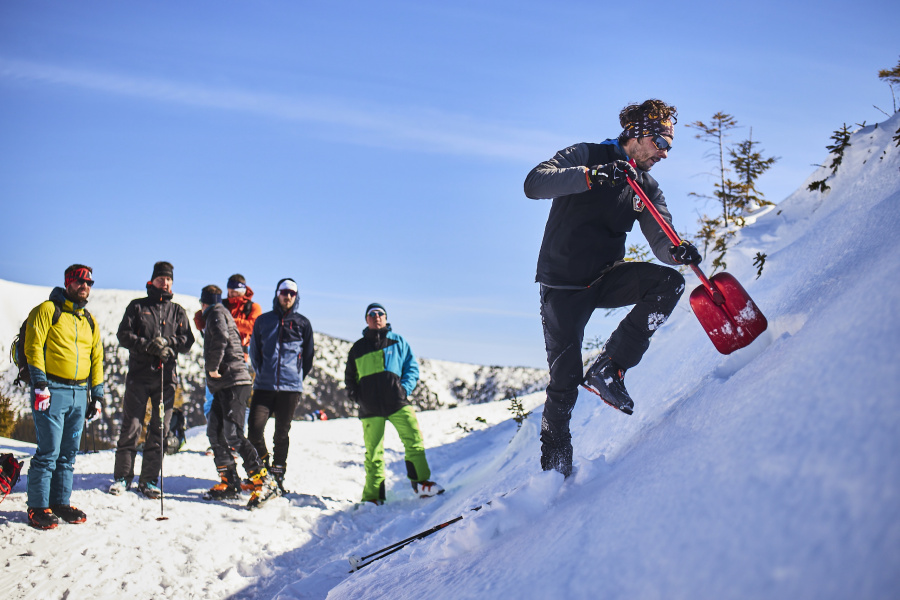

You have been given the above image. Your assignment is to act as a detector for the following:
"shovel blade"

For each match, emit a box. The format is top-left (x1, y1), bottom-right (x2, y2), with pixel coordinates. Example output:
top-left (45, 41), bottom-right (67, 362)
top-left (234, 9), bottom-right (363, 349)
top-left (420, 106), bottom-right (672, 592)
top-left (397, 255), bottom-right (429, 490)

top-left (689, 272), bottom-right (768, 355)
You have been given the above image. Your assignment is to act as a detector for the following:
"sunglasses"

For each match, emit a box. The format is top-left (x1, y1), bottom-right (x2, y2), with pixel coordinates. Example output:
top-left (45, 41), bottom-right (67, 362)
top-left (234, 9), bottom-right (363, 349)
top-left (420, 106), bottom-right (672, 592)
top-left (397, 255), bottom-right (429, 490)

top-left (76, 278), bottom-right (94, 287)
top-left (367, 309), bottom-right (386, 318)
top-left (651, 135), bottom-right (673, 152)
top-left (278, 290), bottom-right (297, 298)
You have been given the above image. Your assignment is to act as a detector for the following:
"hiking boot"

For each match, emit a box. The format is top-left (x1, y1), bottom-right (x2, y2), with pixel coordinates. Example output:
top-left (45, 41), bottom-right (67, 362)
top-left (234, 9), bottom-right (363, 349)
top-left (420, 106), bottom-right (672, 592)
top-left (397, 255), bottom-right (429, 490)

top-left (27, 507), bottom-right (59, 530)
top-left (204, 466), bottom-right (242, 500)
top-left (270, 464), bottom-right (287, 494)
top-left (108, 478), bottom-right (130, 495)
top-left (582, 352), bottom-right (634, 415)
top-left (50, 504), bottom-right (87, 524)
top-left (246, 468), bottom-right (280, 510)
top-left (138, 480), bottom-right (162, 499)
top-left (540, 447), bottom-right (574, 478)
top-left (411, 480), bottom-right (444, 498)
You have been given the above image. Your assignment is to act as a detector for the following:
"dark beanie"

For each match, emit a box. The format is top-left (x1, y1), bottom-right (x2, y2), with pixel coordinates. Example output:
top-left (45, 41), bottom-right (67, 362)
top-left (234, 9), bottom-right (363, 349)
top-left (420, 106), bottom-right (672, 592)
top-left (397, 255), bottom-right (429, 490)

top-left (365, 302), bottom-right (386, 316)
top-left (200, 285), bottom-right (222, 306)
top-left (152, 261), bottom-right (174, 280)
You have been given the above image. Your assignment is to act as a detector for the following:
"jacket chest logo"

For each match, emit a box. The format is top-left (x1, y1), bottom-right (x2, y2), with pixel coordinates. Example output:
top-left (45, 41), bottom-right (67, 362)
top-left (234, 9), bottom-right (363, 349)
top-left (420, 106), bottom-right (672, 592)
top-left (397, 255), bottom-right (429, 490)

top-left (632, 193), bottom-right (644, 212)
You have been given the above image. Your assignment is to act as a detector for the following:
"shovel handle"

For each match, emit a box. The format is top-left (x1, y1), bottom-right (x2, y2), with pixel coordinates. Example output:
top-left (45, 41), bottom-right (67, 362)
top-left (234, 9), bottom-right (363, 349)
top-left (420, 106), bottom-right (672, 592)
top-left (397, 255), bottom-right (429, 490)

top-left (625, 161), bottom-right (723, 304)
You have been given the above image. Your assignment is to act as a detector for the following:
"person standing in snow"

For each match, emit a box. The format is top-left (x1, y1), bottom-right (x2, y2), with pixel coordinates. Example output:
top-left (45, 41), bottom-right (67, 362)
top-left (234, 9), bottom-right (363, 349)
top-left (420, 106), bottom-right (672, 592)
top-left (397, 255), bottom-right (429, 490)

top-left (23, 265), bottom-right (104, 529)
top-left (194, 274), bottom-right (262, 417)
top-left (523, 99), bottom-right (702, 477)
top-left (247, 278), bottom-right (315, 494)
top-left (344, 303), bottom-right (443, 504)
top-left (199, 285), bottom-right (278, 507)
top-left (110, 261), bottom-right (195, 498)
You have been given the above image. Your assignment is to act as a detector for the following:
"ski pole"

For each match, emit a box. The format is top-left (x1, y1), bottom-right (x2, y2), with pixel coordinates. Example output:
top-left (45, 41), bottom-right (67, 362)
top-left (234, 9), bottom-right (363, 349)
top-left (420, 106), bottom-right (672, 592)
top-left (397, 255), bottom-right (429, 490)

top-left (349, 515), bottom-right (464, 572)
top-left (157, 359), bottom-right (168, 521)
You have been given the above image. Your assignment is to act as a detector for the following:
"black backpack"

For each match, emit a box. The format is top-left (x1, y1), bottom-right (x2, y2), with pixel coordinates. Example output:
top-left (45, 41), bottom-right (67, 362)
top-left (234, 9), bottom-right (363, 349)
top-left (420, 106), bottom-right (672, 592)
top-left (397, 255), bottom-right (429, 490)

top-left (10, 302), bottom-right (95, 387)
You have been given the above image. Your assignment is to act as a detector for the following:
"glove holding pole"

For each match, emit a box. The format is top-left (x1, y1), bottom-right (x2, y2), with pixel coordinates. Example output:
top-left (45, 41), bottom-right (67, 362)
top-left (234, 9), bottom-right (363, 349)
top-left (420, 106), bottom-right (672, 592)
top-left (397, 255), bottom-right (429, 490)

top-left (670, 240), bottom-right (702, 266)
top-left (587, 160), bottom-right (638, 187)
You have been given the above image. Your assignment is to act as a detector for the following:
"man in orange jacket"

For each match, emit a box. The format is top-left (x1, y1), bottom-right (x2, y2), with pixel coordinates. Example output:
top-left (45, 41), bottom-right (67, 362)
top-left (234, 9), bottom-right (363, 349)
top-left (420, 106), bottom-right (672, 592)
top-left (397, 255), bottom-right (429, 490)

top-left (222, 274), bottom-right (263, 361)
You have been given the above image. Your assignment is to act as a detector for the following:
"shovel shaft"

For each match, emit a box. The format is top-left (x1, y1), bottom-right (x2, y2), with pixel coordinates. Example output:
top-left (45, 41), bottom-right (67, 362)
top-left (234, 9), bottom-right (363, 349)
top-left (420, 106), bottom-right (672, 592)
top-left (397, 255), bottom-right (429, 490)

top-left (624, 167), bottom-right (722, 303)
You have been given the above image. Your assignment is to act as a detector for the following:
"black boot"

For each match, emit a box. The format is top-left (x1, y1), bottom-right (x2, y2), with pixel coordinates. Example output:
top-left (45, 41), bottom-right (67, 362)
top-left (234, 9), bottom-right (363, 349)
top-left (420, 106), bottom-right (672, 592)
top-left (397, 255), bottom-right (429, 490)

top-left (582, 352), bottom-right (634, 415)
top-left (270, 464), bottom-right (287, 494)
top-left (27, 507), bottom-right (59, 530)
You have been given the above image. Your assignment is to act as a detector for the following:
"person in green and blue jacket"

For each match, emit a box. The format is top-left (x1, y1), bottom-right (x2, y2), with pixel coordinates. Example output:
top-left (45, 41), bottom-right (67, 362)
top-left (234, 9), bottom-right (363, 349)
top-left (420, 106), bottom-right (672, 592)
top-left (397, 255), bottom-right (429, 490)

top-left (344, 303), bottom-right (443, 504)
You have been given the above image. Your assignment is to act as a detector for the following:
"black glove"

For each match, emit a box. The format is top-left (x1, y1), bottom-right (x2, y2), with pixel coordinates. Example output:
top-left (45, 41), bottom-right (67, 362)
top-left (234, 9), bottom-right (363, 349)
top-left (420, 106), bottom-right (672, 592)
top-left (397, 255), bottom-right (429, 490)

top-left (588, 160), bottom-right (638, 187)
top-left (144, 336), bottom-right (169, 356)
top-left (85, 399), bottom-right (100, 422)
top-left (159, 346), bottom-right (176, 363)
top-left (670, 241), bottom-right (702, 266)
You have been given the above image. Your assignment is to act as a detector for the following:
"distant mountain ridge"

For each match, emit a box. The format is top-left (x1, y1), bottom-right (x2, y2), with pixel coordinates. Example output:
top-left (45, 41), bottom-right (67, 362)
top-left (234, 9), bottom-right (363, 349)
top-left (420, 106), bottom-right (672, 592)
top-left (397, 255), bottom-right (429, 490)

top-left (0, 280), bottom-right (548, 442)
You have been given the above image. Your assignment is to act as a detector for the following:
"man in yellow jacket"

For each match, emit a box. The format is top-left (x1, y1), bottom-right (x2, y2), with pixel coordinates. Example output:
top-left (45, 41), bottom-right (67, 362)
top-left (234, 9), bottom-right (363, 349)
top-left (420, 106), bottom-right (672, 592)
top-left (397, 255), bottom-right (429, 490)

top-left (24, 264), bottom-right (104, 530)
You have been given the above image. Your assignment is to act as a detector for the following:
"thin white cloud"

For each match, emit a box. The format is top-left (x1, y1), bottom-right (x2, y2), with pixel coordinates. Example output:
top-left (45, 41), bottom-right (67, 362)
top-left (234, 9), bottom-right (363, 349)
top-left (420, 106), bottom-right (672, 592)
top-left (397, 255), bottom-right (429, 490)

top-left (0, 57), bottom-right (561, 161)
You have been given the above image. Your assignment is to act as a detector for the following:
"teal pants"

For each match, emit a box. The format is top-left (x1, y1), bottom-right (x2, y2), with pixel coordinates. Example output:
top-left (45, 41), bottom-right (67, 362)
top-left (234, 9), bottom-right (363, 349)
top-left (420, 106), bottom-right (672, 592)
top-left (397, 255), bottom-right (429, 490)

top-left (27, 383), bottom-right (86, 508)
top-left (361, 406), bottom-right (430, 502)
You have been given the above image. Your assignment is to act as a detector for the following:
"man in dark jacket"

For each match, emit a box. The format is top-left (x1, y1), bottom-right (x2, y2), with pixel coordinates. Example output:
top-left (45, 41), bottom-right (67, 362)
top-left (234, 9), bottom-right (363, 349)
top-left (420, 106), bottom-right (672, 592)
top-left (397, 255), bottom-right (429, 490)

top-left (524, 99), bottom-right (702, 477)
top-left (248, 278), bottom-right (314, 493)
top-left (200, 285), bottom-right (278, 508)
top-left (344, 303), bottom-right (442, 504)
top-left (110, 261), bottom-right (194, 498)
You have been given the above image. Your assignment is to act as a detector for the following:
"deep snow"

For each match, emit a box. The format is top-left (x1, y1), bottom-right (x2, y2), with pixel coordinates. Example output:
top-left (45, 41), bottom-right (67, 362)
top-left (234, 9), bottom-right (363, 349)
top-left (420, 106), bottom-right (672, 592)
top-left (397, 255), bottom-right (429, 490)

top-left (1, 113), bottom-right (899, 600)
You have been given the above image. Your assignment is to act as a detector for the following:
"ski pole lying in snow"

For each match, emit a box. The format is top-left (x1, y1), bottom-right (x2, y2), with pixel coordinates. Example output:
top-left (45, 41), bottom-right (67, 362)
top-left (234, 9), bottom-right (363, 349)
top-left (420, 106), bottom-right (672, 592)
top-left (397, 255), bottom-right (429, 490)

top-left (348, 499), bottom-right (502, 572)
top-left (348, 515), bottom-right (464, 572)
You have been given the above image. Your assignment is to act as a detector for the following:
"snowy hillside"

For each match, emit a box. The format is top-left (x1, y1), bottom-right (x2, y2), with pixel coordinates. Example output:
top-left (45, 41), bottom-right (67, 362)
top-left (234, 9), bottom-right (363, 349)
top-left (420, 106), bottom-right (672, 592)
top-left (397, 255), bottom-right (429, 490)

top-left (0, 283), bottom-right (548, 438)
top-left (1, 112), bottom-right (899, 600)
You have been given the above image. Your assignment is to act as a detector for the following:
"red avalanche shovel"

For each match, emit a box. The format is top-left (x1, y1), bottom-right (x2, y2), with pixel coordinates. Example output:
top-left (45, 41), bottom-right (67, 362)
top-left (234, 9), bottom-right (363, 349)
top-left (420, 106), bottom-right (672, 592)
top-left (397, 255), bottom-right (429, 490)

top-left (625, 165), bottom-right (767, 354)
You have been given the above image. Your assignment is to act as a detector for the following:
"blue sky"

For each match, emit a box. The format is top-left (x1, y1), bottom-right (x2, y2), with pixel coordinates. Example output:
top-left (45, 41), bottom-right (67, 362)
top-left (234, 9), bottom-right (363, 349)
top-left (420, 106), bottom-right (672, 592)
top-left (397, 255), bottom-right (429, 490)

top-left (1, 0), bottom-right (896, 368)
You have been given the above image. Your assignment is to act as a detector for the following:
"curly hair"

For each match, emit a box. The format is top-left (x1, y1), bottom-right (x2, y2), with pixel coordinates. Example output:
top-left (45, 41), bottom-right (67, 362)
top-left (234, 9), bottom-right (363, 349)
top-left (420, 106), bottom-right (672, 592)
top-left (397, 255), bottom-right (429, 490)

top-left (618, 99), bottom-right (678, 128)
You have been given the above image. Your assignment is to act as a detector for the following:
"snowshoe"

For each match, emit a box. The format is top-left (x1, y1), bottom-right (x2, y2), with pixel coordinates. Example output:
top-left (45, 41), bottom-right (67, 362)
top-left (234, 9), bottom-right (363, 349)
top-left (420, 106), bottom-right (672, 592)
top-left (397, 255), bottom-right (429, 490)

top-left (581, 352), bottom-right (634, 415)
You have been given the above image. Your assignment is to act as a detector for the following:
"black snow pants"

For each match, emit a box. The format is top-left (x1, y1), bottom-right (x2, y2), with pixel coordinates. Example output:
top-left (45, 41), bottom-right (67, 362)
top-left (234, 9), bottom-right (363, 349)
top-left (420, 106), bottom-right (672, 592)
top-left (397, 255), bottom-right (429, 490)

top-left (207, 384), bottom-right (263, 476)
top-left (113, 374), bottom-right (175, 485)
top-left (247, 390), bottom-right (300, 469)
top-left (538, 261), bottom-right (685, 470)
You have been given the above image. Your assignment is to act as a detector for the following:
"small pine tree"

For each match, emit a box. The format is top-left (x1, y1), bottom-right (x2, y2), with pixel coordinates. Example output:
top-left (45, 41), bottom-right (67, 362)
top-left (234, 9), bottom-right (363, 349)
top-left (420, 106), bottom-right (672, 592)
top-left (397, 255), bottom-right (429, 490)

top-left (877, 56), bottom-right (900, 113)
top-left (0, 393), bottom-right (16, 438)
top-left (687, 112), bottom-right (740, 227)
top-left (808, 123), bottom-right (853, 193)
top-left (753, 252), bottom-right (767, 279)
top-left (506, 391), bottom-right (531, 433)
top-left (825, 124), bottom-right (853, 173)
top-left (729, 129), bottom-right (779, 214)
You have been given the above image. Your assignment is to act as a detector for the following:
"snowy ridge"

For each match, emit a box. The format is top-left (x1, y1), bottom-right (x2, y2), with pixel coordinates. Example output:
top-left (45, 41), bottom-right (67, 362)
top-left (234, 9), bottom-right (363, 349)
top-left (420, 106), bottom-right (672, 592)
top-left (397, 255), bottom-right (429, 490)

top-left (1, 112), bottom-right (899, 599)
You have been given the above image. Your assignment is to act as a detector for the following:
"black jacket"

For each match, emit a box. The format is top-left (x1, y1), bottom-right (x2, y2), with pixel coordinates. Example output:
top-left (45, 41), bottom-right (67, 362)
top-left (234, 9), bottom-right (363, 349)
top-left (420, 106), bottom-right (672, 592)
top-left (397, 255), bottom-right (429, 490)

top-left (524, 140), bottom-right (679, 288)
top-left (117, 284), bottom-right (195, 384)
top-left (203, 303), bottom-right (252, 393)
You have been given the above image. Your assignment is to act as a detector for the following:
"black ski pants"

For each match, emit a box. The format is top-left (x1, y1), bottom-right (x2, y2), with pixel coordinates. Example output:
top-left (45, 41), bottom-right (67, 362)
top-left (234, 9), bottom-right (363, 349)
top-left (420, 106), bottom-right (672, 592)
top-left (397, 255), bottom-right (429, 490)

top-left (247, 390), bottom-right (300, 469)
top-left (113, 374), bottom-right (175, 485)
top-left (207, 384), bottom-right (262, 476)
top-left (538, 261), bottom-right (685, 465)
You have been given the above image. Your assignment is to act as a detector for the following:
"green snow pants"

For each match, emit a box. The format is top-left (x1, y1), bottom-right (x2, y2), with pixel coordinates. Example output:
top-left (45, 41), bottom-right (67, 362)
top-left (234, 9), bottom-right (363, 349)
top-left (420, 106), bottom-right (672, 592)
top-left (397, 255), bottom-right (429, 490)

top-left (361, 405), bottom-right (431, 502)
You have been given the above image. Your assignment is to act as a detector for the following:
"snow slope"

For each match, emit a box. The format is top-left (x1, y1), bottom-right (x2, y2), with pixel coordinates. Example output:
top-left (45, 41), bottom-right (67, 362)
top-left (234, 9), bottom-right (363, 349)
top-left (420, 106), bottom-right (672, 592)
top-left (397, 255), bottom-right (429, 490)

top-left (1, 113), bottom-right (899, 599)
